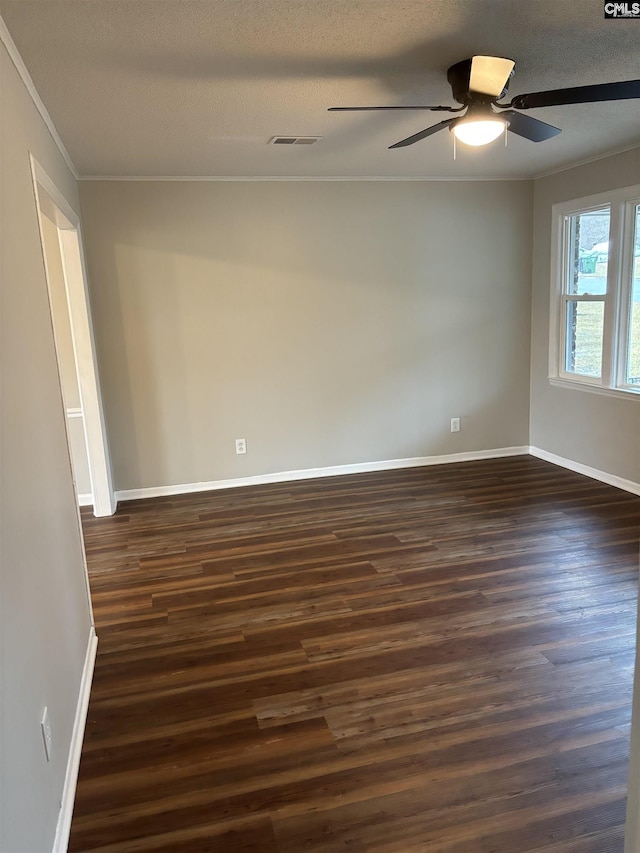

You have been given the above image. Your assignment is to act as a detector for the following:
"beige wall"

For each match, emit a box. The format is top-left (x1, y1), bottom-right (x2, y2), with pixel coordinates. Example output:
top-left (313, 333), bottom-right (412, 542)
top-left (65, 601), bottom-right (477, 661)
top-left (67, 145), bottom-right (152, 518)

top-left (530, 147), bottom-right (640, 484)
top-left (80, 179), bottom-right (533, 492)
top-left (0, 38), bottom-right (93, 852)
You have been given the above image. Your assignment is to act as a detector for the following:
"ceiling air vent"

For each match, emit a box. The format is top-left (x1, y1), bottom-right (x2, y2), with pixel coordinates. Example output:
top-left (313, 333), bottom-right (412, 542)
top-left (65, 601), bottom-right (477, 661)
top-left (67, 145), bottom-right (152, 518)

top-left (269, 136), bottom-right (322, 145)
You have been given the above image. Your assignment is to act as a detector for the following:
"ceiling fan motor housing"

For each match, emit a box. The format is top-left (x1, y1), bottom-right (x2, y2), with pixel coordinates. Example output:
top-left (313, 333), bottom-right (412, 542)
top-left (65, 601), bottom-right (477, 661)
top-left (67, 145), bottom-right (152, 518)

top-left (447, 58), bottom-right (511, 104)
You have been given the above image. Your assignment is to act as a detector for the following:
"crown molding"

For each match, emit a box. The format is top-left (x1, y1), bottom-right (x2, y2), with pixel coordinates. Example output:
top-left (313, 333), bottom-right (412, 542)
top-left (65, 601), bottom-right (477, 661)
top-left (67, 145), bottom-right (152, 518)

top-left (78, 174), bottom-right (531, 182)
top-left (0, 14), bottom-right (79, 180)
top-left (80, 143), bottom-right (639, 183)
top-left (533, 143), bottom-right (640, 181)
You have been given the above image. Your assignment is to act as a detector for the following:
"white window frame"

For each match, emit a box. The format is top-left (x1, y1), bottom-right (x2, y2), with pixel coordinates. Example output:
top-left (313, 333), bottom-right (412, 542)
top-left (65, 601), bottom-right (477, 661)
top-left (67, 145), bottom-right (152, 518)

top-left (549, 184), bottom-right (640, 399)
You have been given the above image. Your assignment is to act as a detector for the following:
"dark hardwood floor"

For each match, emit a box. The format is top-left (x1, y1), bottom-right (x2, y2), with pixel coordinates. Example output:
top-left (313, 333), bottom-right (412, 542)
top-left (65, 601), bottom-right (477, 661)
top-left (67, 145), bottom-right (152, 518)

top-left (69, 456), bottom-right (640, 852)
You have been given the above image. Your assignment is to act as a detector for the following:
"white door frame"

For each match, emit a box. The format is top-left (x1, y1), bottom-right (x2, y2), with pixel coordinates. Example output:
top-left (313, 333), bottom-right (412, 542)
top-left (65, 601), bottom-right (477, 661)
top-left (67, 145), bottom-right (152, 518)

top-left (30, 155), bottom-right (116, 517)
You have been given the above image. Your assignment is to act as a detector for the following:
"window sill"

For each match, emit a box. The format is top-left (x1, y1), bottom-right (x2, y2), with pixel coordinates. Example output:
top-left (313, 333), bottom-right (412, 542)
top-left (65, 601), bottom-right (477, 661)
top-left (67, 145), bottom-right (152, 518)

top-left (549, 377), bottom-right (640, 401)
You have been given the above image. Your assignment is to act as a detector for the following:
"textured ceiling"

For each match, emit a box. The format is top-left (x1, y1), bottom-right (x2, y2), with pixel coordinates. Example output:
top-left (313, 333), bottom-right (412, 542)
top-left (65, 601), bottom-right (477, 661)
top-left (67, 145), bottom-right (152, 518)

top-left (1, 0), bottom-right (639, 178)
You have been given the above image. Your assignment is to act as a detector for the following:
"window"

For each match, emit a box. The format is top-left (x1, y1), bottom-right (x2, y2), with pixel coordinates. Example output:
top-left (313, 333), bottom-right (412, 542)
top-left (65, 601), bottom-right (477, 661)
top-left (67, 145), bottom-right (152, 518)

top-left (550, 185), bottom-right (640, 397)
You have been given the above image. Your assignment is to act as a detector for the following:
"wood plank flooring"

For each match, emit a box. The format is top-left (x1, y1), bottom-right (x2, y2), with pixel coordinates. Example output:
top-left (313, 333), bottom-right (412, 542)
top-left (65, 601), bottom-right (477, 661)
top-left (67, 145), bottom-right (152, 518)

top-left (69, 456), bottom-right (640, 852)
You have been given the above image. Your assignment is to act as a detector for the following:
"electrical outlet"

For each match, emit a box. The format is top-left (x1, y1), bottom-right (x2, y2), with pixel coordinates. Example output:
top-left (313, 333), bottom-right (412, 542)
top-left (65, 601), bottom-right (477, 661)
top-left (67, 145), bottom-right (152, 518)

top-left (450, 417), bottom-right (461, 433)
top-left (41, 707), bottom-right (52, 762)
top-left (235, 438), bottom-right (247, 455)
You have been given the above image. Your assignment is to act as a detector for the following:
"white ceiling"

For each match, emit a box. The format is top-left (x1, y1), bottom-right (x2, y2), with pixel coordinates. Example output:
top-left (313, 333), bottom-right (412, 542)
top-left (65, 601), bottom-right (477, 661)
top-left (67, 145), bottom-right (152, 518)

top-left (1, 0), bottom-right (639, 179)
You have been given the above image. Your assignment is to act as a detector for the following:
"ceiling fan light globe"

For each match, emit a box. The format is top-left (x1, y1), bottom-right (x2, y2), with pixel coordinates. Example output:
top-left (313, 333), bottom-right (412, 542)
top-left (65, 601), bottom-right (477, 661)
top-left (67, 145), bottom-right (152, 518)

top-left (452, 118), bottom-right (507, 146)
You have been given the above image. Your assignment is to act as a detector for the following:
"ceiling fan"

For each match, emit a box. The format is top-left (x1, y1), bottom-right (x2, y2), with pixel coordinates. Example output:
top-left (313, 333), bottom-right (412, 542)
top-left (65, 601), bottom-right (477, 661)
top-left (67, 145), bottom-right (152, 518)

top-left (329, 56), bottom-right (640, 149)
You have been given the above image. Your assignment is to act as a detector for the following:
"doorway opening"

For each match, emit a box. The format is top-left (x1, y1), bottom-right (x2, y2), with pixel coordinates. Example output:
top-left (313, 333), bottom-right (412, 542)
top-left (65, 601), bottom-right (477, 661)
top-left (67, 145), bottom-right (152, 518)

top-left (31, 157), bottom-right (115, 517)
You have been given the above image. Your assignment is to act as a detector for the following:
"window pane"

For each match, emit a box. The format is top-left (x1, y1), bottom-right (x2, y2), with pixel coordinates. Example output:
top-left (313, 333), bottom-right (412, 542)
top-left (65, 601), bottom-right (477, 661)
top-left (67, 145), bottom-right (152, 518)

top-left (626, 204), bottom-right (640, 386)
top-left (567, 208), bottom-right (610, 296)
top-left (565, 300), bottom-right (604, 377)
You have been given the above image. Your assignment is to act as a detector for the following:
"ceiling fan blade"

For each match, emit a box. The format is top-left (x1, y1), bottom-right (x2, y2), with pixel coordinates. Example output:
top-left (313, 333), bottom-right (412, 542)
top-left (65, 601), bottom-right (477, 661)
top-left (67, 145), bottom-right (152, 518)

top-left (501, 110), bottom-right (561, 142)
top-left (469, 56), bottom-right (515, 98)
top-left (328, 105), bottom-right (457, 112)
top-left (389, 118), bottom-right (459, 149)
top-left (507, 79), bottom-right (640, 110)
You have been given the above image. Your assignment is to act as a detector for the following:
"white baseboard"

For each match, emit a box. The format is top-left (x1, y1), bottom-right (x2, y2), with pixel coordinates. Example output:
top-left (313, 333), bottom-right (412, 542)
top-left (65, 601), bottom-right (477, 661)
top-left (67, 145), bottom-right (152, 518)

top-left (112, 445), bottom-right (640, 503)
top-left (77, 493), bottom-right (93, 507)
top-left (114, 446), bottom-right (530, 502)
top-left (52, 628), bottom-right (98, 853)
top-left (530, 446), bottom-right (640, 496)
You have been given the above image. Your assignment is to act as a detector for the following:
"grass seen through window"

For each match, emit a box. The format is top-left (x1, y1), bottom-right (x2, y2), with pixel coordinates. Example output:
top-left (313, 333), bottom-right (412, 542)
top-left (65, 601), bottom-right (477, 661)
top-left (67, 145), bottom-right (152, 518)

top-left (572, 300), bottom-right (640, 381)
